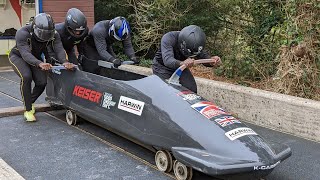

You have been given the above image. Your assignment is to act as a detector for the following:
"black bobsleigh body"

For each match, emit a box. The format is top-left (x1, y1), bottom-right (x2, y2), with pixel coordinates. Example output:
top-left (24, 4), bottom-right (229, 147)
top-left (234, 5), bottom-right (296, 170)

top-left (46, 62), bottom-right (291, 179)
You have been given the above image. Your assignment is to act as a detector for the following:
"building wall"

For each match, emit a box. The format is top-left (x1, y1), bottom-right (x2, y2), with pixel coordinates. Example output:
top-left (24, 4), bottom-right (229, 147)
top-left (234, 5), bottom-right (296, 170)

top-left (0, 0), bottom-right (21, 32)
top-left (21, 5), bottom-right (36, 25)
top-left (0, 0), bottom-right (36, 32)
top-left (42, 0), bottom-right (94, 28)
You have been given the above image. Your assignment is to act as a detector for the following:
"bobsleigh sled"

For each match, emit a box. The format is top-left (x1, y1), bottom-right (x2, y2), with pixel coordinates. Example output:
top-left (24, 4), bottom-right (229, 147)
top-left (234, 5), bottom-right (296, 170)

top-left (46, 59), bottom-right (291, 180)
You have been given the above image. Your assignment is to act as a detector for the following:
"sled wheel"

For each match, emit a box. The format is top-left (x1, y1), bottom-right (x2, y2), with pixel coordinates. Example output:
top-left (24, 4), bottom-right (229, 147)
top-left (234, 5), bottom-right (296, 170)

top-left (173, 160), bottom-right (193, 180)
top-left (155, 150), bottom-right (173, 172)
top-left (66, 110), bottom-right (77, 126)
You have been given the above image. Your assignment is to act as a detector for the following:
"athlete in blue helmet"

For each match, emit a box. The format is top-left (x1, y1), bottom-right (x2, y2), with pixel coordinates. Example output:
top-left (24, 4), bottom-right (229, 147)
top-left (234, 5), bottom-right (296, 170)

top-left (108, 16), bottom-right (131, 41)
top-left (80, 16), bottom-right (139, 73)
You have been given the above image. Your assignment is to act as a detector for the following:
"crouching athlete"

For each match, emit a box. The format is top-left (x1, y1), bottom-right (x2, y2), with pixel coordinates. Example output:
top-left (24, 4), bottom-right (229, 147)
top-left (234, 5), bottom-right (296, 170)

top-left (80, 16), bottom-right (139, 73)
top-left (152, 25), bottom-right (221, 93)
top-left (9, 13), bottom-right (75, 122)
top-left (54, 8), bottom-right (89, 65)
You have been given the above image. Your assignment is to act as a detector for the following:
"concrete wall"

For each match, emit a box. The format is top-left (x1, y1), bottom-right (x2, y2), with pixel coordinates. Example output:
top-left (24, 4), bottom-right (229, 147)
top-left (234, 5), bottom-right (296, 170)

top-left (0, 39), bottom-right (14, 65)
top-left (0, 55), bottom-right (11, 66)
top-left (42, 0), bottom-right (94, 29)
top-left (0, 39), bottom-right (15, 55)
top-left (21, 4), bottom-right (35, 25)
top-left (119, 65), bottom-right (320, 142)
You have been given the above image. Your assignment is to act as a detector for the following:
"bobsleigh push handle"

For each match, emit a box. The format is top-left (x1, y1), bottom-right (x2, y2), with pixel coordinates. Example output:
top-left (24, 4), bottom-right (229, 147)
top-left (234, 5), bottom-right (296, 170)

top-left (51, 66), bottom-right (66, 70)
top-left (168, 59), bottom-right (215, 86)
top-left (51, 65), bottom-right (78, 70)
top-left (98, 60), bottom-right (135, 69)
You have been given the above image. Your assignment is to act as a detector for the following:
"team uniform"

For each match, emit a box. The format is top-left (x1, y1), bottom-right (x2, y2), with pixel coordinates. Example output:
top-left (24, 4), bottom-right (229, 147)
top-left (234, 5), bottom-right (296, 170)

top-left (152, 28), bottom-right (212, 93)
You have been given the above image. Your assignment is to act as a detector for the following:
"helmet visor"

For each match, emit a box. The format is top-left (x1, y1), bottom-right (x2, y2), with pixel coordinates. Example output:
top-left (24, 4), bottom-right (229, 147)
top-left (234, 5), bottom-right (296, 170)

top-left (188, 51), bottom-right (201, 58)
top-left (34, 27), bottom-right (55, 42)
top-left (180, 42), bottom-right (203, 58)
top-left (67, 26), bottom-right (85, 37)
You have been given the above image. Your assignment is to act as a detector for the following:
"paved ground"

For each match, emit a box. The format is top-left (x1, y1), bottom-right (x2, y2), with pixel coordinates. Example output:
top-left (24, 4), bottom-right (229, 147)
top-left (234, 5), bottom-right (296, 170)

top-left (0, 113), bottom-right (172, 180)
top-left (250, 123), bottom-right (320, 180)
top-left (0, 70), bottom-right (319, 180)
top-left (0, 94), bottom-right (21, 108)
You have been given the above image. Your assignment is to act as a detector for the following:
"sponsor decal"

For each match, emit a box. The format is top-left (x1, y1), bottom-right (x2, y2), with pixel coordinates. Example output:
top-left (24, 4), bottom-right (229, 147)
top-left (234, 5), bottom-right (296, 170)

top-left (118, 96), bottom-right (145, 116)
top-left (191, 101), bottom-right (228, 119)
top-left (225, 127), bottom-right (257, 141)
top-left (214, 116), bottom-right (241, 127)
top-left (177, 91), bottom-right (201, 101)
top-left (101, 92), bottom-right (116, 109)
top-left (254, 161), bottom-right (281, 170)
top-left (73, 85), bottom-right (102, 103)
top-left (74, 40), bottom-right (81, 45)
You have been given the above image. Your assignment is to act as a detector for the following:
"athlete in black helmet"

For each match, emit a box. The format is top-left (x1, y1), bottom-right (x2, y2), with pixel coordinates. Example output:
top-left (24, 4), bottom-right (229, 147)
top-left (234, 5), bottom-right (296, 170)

top-left (53, 8), bottom-right (89, 64)
top-left (80, 16), bottom-right (139, 73)
top-left (9, 13), bottom-right (75, 122)
top-left (152, 25), bottom-right (221, 93)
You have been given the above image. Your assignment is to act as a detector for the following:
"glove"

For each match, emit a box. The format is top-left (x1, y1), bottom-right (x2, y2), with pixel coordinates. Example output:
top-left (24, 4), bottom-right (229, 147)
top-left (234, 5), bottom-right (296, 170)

top-left (112, 59), bottom-right (121, 68)
top-left (130, 57), bottom-right (140, 65)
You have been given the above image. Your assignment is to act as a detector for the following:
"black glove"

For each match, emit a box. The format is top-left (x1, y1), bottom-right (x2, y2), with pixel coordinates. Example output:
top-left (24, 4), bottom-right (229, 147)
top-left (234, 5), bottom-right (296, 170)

top-left (130, 57), bottom-right (140, 65)
top-left (112, 59), bottom-right (121, 68)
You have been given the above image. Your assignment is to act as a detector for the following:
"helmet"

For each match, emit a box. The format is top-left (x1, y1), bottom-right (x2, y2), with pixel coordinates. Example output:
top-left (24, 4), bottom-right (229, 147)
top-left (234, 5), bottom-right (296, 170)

top-left (178, 25), bottom-right (206, 58)
top-left (65, 8), bottom-right (87, 38)
top-left (32, 13), bottom-right (55, 42)
top-left (108, 16), bottom-right (131, 41)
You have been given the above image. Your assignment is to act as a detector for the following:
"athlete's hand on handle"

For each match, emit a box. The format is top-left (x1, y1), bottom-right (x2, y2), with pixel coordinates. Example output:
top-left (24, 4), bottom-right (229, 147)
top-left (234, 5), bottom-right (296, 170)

top-left (63, 62), bottom-right (76, 70)
top-left (180, 58), bottom-right (195, 68)
top-left (210, 56), bottom-right (222, 67)
top-left (112, 59), bottom-right (122, 68)
top-left (39, 63), bottom-right (52, 71)
top-left (130, 57), bottom-right (140, 65)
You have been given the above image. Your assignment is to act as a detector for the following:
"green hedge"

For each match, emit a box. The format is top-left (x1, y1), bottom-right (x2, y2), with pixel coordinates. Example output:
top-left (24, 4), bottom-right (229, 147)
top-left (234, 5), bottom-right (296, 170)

top-left (94, 0), bottom-right (319, 85)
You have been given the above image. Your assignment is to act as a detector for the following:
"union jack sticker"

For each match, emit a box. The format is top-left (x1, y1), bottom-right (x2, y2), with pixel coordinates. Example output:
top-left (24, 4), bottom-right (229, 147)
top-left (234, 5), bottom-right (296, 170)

top-left (191, 101), bottom-right (228, 119)
top-left (214, 116), bottom-right (241, 127)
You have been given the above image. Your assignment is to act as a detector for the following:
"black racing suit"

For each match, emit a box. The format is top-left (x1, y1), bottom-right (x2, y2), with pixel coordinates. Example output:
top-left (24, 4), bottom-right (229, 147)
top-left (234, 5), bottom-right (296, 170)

top-left (80, 20), bottom-right (137, 73)
top-left (54, 22), bottom-right (88, 65)
top-left (9, 25), bottom-right (67, 111)
top-left (152, 31), bottom-right (211, 93)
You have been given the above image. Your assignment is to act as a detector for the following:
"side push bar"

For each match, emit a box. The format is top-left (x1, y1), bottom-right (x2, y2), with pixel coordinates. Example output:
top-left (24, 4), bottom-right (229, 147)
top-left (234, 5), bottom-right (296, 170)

top-left (51, 65), bottom-right (78, 74)
top-left (51, 65), bottom-right (78, 70)
top-left (167, 59), bottom-right (215, 86)
top-left (98, 60), bottom-right (135, 69)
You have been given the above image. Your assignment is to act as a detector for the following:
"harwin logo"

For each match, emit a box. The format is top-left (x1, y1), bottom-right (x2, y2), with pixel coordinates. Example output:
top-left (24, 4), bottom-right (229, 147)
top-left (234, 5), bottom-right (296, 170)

top-left (225, 127), bottom-right (257, 141)
top-left (73, 85), bottom-right (102, 103)
top-left (118, 96), bottom-right (145, 116)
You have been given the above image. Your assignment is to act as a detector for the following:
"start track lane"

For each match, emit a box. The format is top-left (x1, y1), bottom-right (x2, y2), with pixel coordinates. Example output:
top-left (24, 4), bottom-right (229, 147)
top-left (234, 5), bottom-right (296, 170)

top-left (0, 113), bottom-right (173, 180)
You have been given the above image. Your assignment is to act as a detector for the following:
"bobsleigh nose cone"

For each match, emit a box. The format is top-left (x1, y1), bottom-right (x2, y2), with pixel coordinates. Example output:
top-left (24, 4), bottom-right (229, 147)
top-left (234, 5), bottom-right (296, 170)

top-left (171, 140), bottom-right (291, 177)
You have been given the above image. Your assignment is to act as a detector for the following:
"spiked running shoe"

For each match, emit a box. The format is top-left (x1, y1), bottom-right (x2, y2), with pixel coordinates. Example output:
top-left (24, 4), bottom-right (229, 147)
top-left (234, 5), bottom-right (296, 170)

top-left (24, 110), bottom-right (36, 122)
